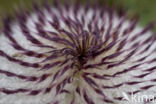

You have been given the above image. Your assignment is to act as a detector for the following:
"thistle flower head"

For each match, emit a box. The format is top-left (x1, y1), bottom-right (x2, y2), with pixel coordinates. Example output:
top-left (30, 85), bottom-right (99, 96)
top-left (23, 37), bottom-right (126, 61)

top-left (0, 0), bottom-right (156, 104)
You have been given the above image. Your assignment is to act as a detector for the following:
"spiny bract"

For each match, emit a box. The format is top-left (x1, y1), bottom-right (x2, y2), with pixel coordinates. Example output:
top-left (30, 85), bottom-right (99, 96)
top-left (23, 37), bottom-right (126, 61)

top-left (0, 0), bottom-right (156, 104)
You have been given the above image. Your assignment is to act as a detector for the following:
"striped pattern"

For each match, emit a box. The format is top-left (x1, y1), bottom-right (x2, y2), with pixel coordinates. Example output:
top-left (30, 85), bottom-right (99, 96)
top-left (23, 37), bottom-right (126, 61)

top-left (0, 1), bottom-right (156, 104)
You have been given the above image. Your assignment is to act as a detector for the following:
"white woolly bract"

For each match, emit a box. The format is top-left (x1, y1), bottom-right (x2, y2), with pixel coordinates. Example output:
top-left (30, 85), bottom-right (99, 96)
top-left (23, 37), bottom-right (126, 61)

top-left (0, 1), bottom-right (156, 104)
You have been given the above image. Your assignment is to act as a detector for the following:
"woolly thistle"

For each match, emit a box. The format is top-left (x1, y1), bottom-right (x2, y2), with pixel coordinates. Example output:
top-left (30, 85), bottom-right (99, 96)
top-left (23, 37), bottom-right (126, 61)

top-left (0, 0), bottom-right (156, 104)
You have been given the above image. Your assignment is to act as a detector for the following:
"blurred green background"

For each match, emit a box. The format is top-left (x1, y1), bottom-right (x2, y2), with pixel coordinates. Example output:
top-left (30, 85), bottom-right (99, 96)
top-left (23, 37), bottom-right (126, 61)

top-left (0, 0), bottom-right (156, 29)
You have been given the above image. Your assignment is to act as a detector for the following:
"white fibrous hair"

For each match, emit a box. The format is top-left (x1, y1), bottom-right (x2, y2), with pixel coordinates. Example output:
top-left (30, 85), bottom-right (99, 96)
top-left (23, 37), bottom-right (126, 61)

top-left (0, 1), bottom-right (156, 104)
